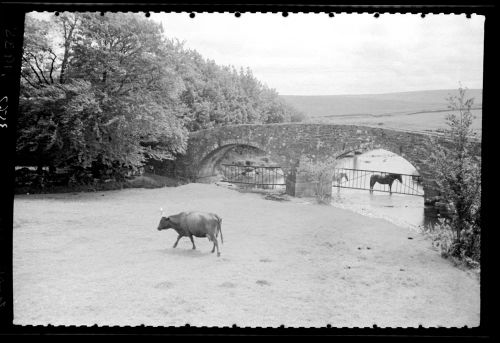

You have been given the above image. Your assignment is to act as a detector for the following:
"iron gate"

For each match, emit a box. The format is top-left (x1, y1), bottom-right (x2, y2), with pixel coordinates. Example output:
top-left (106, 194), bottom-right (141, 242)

top-left (332, 168), bottom-right (424, 196)
top-left (220, 164), bottom-right (286, 189)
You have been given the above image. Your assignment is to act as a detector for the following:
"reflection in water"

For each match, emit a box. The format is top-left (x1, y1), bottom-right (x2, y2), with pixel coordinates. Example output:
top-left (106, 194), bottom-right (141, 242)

top-left (331, 189), bottom-right (437, 230)
top-left (220, 164), bottom-right (286, 190)
top-left (332, 149), bottom-right (437, 230)
top-left (219, 148), bottom-right (439, 230)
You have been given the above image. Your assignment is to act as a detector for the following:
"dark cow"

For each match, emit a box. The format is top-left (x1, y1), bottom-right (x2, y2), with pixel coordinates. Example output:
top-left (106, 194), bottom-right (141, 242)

top-left (157, 210), bottom-right (223, 257)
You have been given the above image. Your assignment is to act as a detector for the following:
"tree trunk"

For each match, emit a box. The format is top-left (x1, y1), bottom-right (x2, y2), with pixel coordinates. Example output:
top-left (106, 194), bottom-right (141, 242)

top-left (59, 15), bottom-right (78, 84)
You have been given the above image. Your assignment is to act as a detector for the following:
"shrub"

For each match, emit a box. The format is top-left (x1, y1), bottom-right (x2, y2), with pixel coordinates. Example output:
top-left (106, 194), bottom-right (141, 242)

top-left (421, 217), bottom-right (480, 269)
top-left (421, 218), bottom-right (456, 257)
top-left (296, 156), bottom-right (337, 204)
top-left (427, 85), bottom-right (481, 267)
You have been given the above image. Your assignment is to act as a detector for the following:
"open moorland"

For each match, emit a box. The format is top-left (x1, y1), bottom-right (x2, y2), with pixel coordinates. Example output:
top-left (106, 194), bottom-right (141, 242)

top-left (282, 89), bottom-right (482, 135)
top-left (13, 184), bottom-right (480, 327)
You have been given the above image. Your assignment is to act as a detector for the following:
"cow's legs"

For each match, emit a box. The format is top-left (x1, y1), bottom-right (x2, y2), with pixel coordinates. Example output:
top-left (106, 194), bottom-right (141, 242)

top-left (173, 234), bottom-right (182, 248)
top-left (189, 235), bottom-right (196, 250)
top-left (206, 235), bottom-right (215, 253)
top-left (209, 234), bottom-right (220, 257)
top-left (215, 240), bottom-right (220, 257)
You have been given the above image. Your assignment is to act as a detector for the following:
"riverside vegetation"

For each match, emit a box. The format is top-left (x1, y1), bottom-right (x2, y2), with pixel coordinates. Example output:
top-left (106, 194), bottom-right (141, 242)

top-left (16, 12), bottom-right (306, 191)
top-left (423, 87), bottom-right (481, 269)
top-left (297, 87), bottom-right (481, 269)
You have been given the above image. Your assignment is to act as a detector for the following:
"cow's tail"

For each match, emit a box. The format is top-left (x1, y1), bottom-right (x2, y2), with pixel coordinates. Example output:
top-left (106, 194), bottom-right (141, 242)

top-left (216, 216), bottom-right (223, 244)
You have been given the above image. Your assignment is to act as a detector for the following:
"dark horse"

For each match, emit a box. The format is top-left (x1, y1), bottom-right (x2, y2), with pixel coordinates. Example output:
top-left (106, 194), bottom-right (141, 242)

top-left (369, 173), bottom-right (403, 194)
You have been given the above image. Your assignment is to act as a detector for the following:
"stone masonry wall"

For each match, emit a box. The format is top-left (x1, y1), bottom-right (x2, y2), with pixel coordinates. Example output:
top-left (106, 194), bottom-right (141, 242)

top-left (174, 123), bottom-right (481, 201)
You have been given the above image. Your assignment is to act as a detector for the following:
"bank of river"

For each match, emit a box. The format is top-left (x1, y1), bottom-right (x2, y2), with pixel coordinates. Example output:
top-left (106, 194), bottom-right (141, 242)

top-left (13, 184), bottom-right (479, 327)
top-left (332, 149), bottom-right (438, 231)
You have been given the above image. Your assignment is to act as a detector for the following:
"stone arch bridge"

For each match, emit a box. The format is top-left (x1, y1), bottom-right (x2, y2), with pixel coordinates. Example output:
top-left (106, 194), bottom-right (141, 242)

top-left (173, 123), bottom-right (481, 201)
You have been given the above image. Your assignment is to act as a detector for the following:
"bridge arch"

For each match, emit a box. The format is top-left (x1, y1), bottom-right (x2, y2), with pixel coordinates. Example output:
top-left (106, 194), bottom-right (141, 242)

top-left (346, 142), bottom-right (424, 177)
top-left (197, 142), bottom-right (272, 180)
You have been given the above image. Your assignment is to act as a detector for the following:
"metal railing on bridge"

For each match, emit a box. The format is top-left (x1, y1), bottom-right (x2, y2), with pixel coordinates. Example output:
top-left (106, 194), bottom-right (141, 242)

top-left (333, 168), bottom-right (424, 196)
top-left (220, 164), bottom-right (286, 189)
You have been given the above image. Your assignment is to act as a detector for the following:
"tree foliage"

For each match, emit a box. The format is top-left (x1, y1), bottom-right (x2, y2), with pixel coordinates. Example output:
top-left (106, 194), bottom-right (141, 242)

top-left (176, 58), bottom-right (304, 131)
top-left (296, 155), bottom-right (338, 204)
top-left (428, 86), bottom-right (481, 264)
top-left (18, 13), bottom-right (304, 184)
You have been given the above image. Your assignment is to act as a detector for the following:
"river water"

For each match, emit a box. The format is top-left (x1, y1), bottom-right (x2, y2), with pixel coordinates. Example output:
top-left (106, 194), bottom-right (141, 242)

top-left (219, 148), bottom-right (438, 231)
top-left (331, 149), bottom-right (438, 231)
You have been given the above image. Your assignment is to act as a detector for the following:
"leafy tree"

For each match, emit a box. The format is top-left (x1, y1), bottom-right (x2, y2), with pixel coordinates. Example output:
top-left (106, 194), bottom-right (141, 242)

top-left (17, 12), bottom-right (304, 187)
top-left (175, 52), bottom-right (304, 131)
top-left (21, 15), bottom-right (59, 88)
top-left (17, 81), bottom-right (102, 172)
top-left (68, 13), bottom-right (188, 165)
top-left (428, 86), bottom-right (481, 263)
top-left (57, 13), bottom-right (81, 84)
top-left (18, 13), bottom-right (188, 183)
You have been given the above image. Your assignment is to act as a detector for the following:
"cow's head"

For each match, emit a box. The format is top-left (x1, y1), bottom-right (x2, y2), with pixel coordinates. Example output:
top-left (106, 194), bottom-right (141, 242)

top-left (157, 216), bottom-right (173, 231)
top-left (157, 208), bottom-right (171, 231)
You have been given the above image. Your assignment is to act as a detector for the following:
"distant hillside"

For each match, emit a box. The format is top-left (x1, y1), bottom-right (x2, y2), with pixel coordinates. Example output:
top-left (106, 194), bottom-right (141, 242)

top-left (281, 89), bottom-right (483, 118)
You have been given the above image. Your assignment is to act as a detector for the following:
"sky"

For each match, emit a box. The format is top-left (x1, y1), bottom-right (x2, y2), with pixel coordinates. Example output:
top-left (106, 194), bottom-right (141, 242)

top-left (150, 12), bottom-right (484, 95)
top-left (28, 11), bottom-right (485, 96)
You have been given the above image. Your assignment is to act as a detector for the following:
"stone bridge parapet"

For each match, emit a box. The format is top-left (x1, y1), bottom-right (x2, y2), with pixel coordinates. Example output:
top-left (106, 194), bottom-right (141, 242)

top-left (173, 123), bottom-right (481, 201)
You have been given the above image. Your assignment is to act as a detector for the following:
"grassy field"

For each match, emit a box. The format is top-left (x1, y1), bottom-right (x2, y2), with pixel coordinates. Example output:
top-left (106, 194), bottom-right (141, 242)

top-left (13, 184), bottom-right (480, 327)
top-left (281, 89), bottom-right (483, 135)
top-left (313, 109), bottom-right (483, 135)
top-left (282, 89), bottom-right (483, 117)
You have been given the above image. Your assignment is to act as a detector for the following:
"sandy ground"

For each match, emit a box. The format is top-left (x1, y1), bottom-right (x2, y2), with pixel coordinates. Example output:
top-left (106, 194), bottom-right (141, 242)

top-left (13, 184), bottom-right (480, 328)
